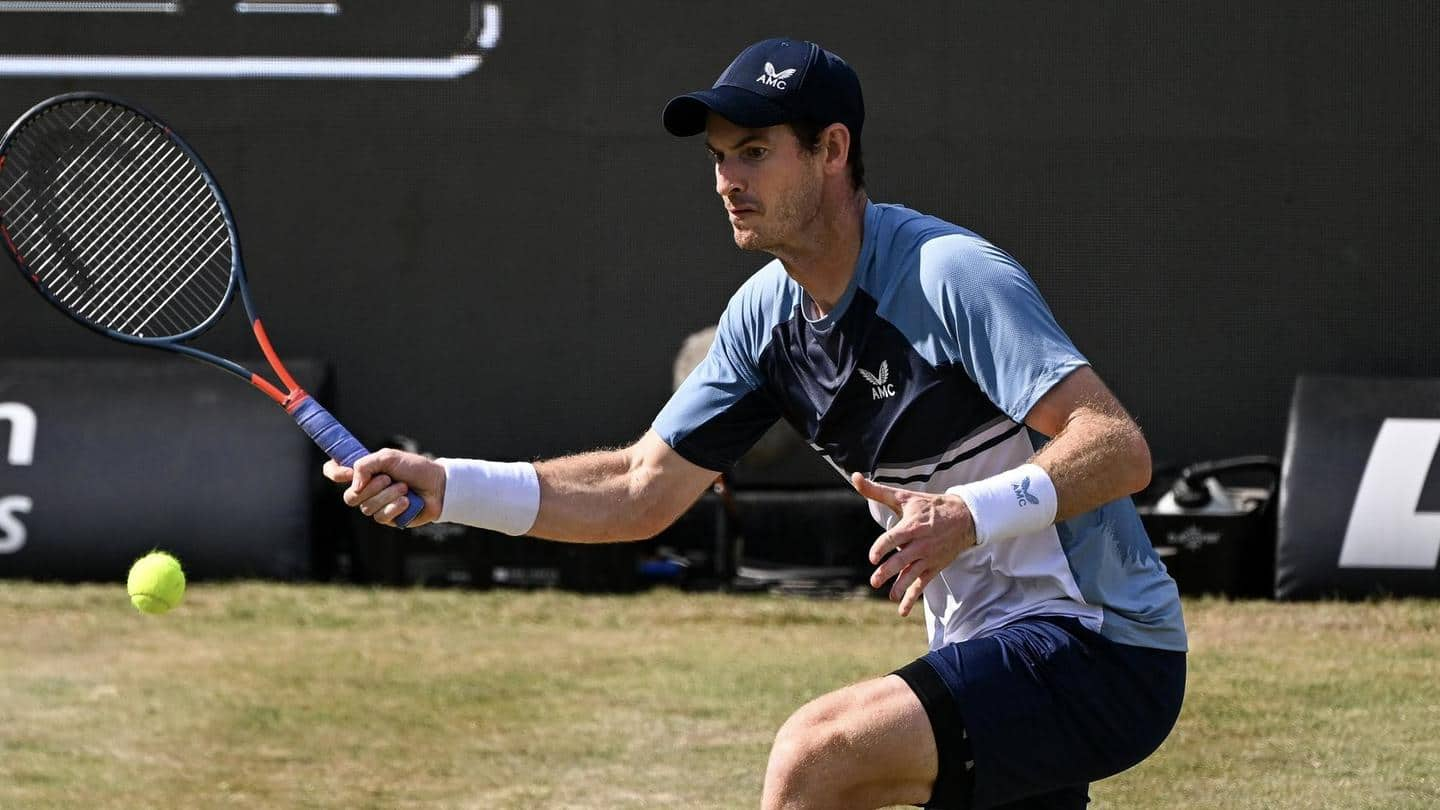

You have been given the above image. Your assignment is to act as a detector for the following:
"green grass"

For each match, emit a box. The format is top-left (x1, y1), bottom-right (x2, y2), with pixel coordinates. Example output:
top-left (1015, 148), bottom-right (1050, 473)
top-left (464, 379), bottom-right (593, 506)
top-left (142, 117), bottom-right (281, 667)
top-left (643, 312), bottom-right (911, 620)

top-left (0, 585), bottom-right (1437, 809)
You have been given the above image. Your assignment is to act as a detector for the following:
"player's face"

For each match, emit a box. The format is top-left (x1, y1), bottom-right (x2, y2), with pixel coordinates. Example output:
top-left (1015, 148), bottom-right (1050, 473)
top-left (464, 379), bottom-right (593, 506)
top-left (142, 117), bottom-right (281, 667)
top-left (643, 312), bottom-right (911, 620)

top-left (705, 115), bottom-right (823, 253)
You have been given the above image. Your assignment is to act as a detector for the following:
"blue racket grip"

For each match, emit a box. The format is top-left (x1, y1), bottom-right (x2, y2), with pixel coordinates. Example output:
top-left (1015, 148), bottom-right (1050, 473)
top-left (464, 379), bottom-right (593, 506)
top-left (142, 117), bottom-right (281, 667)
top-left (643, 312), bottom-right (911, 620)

top-left (291, 397), bottom-right (425, 529)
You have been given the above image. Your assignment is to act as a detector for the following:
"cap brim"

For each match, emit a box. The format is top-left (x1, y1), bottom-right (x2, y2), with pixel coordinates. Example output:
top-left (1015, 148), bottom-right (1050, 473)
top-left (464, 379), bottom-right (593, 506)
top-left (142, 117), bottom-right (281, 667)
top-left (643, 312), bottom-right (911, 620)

top-left (662, 86), bottom-right (793, 137)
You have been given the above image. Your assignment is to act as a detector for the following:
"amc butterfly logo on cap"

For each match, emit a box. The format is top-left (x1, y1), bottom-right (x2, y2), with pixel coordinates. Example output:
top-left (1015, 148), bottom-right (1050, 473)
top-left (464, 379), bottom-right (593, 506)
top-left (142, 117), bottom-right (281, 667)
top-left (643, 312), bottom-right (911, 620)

top-left (756, 62), bottom-right (797, 89)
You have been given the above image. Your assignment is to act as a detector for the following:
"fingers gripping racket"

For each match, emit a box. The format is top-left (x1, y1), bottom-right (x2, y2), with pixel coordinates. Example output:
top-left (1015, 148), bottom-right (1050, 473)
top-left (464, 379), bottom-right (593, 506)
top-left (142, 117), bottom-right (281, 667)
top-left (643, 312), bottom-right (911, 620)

top-left (0, 92), bottom-right (424, 527)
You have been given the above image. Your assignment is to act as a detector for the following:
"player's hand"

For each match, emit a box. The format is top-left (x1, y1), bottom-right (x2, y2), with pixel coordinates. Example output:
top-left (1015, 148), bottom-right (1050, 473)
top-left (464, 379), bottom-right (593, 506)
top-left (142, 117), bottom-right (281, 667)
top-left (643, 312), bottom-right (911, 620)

top-left (322, 449), bottom-right (446, 528)
top-left (852, 473), bottom-right (977, 618)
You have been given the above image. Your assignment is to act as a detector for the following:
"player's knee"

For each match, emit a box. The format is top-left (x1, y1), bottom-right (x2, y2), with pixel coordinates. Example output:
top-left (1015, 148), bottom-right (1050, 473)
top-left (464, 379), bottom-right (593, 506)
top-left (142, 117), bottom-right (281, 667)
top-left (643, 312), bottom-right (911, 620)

top-left (762, 701), bottom-right (851, 808)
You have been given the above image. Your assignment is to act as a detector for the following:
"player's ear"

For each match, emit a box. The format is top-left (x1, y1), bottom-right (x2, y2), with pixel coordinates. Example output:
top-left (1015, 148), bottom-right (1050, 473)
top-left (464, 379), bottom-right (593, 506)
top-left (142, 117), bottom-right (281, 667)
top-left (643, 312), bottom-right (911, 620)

top-left (820, 123), bottom-right (851, 177)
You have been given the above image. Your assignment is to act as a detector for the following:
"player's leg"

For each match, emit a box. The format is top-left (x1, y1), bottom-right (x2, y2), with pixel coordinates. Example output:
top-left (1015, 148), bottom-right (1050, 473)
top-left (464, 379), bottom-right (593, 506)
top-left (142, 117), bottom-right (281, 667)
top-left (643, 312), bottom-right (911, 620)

top-left (908, 616), bottom-right (1186, 809)
top-left (760, 673), bottom-right (938, 810)
top-left (762, 616), bottom-right (1185, 810)
top-left (757, 670), bottom-right (1094, 810)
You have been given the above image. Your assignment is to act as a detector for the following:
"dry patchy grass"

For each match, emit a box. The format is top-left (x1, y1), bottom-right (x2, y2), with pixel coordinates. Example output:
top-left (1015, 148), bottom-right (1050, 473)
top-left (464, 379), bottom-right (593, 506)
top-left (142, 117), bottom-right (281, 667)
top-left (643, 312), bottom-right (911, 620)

top-left (0, 585), bottom-right (1436, 808)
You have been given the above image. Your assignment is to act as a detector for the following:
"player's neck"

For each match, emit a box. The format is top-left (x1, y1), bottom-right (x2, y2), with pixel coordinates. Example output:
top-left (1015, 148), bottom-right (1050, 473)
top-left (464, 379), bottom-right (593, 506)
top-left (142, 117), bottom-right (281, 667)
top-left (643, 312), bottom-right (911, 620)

top-left (774, 189), bottom-right (868, 317)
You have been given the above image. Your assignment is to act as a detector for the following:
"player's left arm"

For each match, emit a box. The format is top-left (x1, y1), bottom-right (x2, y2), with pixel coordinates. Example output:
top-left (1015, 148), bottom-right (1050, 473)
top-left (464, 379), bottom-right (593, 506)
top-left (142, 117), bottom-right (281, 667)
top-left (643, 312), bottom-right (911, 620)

top-left (859, 236), bottom-right (1155, 615)
top-left (857, 366), bottom-right (1150, 615)
top-left (1020, 365), bottom-right (1151, 522)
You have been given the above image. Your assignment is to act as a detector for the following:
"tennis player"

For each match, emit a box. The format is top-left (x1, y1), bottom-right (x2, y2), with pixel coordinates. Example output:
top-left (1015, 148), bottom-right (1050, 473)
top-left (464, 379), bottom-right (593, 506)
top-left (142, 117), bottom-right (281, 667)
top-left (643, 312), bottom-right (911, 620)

top-left (326, 37), bottom-right (1186, 810)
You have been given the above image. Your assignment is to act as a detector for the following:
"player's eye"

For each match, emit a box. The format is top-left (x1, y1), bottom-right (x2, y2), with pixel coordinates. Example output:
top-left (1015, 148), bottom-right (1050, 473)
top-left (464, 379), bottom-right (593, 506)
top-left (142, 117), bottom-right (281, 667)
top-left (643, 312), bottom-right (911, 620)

top-left (743, 147), bottom-right (768, 161)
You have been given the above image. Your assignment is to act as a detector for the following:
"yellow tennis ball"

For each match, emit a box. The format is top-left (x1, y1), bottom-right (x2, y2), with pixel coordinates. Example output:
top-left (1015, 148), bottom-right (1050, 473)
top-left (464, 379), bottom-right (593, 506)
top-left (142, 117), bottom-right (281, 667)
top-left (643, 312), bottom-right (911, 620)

top-left (127, 551), bottom-right (186, 615)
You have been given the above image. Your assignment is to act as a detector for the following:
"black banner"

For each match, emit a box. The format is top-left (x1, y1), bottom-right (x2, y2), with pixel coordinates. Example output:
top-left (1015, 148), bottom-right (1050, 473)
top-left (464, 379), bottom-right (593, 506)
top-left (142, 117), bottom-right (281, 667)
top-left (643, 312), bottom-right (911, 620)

top-left (1276, 376), bottom-right (1440, 599)
top-left (0, 359), bottom-right (327, 580)
top-left (0, 2), bottom-right (1437, 486)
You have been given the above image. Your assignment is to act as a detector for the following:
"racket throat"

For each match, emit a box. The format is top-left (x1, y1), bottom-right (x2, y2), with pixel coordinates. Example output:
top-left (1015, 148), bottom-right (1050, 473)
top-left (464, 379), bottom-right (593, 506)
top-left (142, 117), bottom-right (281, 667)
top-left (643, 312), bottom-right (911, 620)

top-left (282, 390), bottom-right (313, 412)
top-left (245, 371), bottom-right (307, 409)
top-left (250, 318), bottom-right (309, 409)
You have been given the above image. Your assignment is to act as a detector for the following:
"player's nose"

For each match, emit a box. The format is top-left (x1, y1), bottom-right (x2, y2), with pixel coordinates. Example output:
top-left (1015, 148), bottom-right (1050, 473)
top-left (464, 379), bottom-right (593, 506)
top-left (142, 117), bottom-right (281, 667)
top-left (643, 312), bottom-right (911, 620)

top-left (714, 162), bottom-right (745, 197)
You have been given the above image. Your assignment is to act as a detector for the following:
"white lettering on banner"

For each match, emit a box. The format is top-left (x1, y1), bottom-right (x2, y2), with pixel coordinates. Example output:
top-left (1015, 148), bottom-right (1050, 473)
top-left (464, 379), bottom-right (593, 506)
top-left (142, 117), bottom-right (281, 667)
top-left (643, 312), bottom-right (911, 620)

top-left (0, 3), bottom-right (502, 79)
top-left (1337, 418), bottom-right (1440, 569)
top-left (0, 496), bottom-right (32, 554)
top-left (0, 402), bottom-right (36, 553)
top-left (0, 402), bottom-right (37, 465)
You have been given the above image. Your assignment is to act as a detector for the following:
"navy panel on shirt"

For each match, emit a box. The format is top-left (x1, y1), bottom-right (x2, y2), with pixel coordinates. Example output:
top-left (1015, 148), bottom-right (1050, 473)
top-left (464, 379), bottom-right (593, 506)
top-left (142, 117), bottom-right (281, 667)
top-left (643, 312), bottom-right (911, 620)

top-left (760, 286), bottom-right (1008, 478)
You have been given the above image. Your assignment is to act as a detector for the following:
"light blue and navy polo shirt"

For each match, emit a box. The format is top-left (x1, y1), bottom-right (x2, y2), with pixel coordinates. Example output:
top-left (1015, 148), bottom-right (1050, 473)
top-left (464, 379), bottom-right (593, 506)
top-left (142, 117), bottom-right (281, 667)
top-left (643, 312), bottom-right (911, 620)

top-left (655, 201), bottom-right (1186, 652)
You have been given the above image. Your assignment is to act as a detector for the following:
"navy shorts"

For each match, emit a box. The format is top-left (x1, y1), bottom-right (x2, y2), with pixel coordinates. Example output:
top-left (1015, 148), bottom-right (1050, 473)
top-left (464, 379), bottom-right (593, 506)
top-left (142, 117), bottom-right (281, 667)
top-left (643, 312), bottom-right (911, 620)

top-left (893, 615), bottom-right (1185, 810)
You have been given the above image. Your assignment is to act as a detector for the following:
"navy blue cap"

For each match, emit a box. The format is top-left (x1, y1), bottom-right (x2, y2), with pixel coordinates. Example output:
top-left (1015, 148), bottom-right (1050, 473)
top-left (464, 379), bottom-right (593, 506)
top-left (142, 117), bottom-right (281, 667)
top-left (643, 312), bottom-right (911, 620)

top-left (663, 38), bottom-right (863, 140)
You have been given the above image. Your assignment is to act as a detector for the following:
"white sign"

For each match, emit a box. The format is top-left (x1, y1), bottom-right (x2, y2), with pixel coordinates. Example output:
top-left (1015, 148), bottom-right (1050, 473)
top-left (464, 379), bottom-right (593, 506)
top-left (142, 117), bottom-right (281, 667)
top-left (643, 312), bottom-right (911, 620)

top-left (1337, 418), bottom-right (1440, 569)
top-left (0, 2), bottom-right (500, 79)
top-left (0, 402), bottom-right (37, 553)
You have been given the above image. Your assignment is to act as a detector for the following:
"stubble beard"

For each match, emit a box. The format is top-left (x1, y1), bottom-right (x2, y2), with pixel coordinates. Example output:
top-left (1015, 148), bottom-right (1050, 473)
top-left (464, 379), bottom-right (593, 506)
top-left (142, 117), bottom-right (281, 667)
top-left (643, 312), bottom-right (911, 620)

top-left (730, 169), bottom-right (823, 254)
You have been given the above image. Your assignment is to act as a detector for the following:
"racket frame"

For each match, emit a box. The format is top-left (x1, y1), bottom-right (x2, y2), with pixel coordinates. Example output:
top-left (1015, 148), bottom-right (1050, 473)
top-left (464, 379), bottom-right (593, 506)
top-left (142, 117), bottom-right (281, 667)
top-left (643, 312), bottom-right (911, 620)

top-left (1, 91), bottom-right (306, 411)
top-left (0, 91), bottom-right (423, 527)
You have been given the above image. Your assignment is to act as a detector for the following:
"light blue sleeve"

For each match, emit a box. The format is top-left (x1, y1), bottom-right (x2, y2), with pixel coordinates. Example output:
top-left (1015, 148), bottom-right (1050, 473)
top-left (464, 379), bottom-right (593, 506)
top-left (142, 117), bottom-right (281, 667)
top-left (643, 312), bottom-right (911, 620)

top-left (651, 277), bottom-right (783, 473)
top-left (918, 234), bottom-right (1089, 423)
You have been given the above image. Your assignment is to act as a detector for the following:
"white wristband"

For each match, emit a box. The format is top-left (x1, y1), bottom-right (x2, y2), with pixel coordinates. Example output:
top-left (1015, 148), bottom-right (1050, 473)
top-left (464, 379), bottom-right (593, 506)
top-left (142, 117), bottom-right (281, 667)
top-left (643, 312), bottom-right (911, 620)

top-left (946, 463), bottom-right (1057, 546)
top-left (435, 458), bottom-right (540, 536)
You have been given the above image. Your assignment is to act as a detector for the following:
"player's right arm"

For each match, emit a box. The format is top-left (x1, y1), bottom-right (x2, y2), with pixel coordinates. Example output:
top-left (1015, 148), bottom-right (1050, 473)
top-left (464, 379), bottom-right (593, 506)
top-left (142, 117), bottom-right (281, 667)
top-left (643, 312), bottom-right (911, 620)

top-left (528, 430), bottom-right (720, 541)
top-left (323, 429), bottom-right (720, 541)
top-left (330, 270), bottom-right (785, 536)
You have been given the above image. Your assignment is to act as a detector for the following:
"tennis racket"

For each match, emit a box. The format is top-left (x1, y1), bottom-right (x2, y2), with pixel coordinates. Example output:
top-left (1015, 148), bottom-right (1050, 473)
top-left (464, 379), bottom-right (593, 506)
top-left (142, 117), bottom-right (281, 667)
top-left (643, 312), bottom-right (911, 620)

top-left (0, 91), bottom-right (425, 528)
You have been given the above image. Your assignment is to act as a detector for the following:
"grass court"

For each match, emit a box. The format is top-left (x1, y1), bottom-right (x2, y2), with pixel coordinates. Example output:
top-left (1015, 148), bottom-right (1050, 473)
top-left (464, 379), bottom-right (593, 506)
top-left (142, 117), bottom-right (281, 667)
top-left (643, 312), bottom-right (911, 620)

top-left (2, 584), bottom-right (1437, 808)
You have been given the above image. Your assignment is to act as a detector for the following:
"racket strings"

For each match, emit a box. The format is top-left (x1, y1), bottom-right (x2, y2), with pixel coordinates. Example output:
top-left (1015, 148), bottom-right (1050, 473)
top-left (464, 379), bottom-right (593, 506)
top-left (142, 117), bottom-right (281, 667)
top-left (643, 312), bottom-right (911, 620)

top-left (45, 107), bottom-right (229, 336)
top-left (0, 100), bottom-right (233, 338)
top-left (4, 105), bottom-right (229, 337)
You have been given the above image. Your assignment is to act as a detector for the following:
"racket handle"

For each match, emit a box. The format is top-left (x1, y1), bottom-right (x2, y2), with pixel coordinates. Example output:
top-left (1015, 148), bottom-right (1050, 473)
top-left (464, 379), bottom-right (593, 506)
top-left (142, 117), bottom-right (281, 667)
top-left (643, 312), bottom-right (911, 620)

top-left (291, 398), bottom-right (425, 529)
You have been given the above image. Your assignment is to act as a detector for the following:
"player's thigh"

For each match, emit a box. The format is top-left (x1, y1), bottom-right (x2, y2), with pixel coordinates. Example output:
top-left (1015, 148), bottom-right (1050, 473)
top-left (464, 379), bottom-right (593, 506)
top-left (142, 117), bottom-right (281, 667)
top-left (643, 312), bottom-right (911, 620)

top-left (908, 616), bottom-right (1185, 809)
top-left (769, 673), bottom-right (938, 804)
